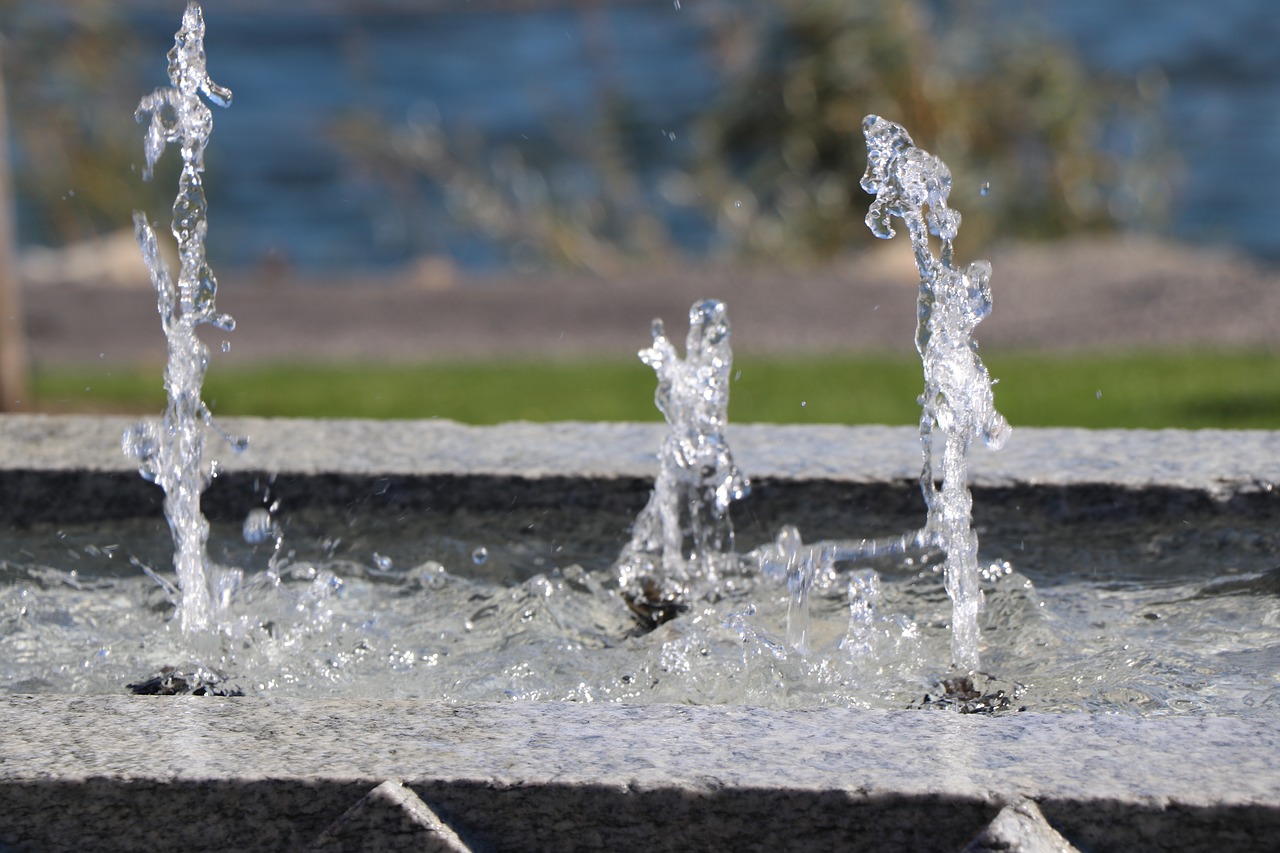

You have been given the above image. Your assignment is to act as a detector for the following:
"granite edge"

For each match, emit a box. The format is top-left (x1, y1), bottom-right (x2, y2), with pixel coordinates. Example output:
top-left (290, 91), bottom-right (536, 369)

top-left (1, 414), bottom-right (1278, 495)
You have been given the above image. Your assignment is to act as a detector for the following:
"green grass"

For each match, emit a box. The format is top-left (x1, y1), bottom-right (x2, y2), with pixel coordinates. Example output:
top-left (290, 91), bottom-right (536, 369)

top-left (30, 350), bottom-right (1280, 429)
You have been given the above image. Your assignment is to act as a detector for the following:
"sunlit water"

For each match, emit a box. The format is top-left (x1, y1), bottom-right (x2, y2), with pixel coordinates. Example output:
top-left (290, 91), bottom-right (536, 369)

top-left (861, 115), bottom-right (1009, 673)
top-left (2, 507), bottom-right (1277, 718)
top-left (125, 2), bottom-right (245, 634)
top-left (11, 6), bottom-right (1273, 718)
top-left (617, 298), bottom-right (749, 602)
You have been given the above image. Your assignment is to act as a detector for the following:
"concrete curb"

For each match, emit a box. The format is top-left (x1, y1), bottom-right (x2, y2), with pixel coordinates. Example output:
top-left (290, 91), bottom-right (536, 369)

top-left (3, 414), bottom-right (1279, 490)
top-left (2, 697), bottom-right (1277, 852)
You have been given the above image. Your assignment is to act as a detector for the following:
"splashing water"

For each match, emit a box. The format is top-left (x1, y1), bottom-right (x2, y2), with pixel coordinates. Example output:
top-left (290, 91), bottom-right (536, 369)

top-left (617, 299), bottom-right (750, 609)
top-left (755, 524), bottom-right (931, 655)
top-left (861, 115), bottom-right (1010, 672)
top-left (9, 5), bottom-right (1276, 719)
top-left (122, 2), bottom-right (245, 635)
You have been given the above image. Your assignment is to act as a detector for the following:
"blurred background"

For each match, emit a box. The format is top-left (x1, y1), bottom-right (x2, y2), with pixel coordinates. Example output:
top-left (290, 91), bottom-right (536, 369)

top-left (1, 0), bottom-right (1278, 426)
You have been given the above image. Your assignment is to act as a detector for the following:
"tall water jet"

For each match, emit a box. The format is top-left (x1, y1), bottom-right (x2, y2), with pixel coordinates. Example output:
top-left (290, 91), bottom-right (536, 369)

top-left (123, 2), bottom-right (244, 635)
top-left (617, 299), bottom-right (749, 622)
top-left (861, 115), bottom-right (1010, 673)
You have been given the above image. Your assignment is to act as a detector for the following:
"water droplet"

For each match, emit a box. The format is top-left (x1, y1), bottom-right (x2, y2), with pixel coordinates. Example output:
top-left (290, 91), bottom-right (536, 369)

top-left (734, 200), bottom-right (742, 208)
top-left (471, 546), bottom-right (489, 565)
top-left (1096, 389), bottom-right (1103, 400)
top-left (242, 508), bottom-right (274, 544)
top-left (801, 401), bottom-right (807, 407)
top-left (673, 0), bottom-right (680, 8)
top-left (979, 181), bottom-right (991, 196)
top-left (372, 553), bottom-right (394, 571)
top-left (221, 340), bottom-right (230, 353)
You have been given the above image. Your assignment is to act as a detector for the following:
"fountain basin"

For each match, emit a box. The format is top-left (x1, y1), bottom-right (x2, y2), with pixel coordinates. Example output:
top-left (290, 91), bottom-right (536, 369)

top-left (1, 415), bottom-right (1278, 851)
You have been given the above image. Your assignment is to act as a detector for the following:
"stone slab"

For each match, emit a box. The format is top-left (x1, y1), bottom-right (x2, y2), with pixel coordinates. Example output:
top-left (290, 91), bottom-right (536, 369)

top-left (1, 696), bottom-right (1277, 852)
top-left (305, 780), bottom-right (474, 852)
top-left (0, 415), bottom-right (1277, 851)
top-left (962, 800), bottom-right (1080, 853)
top-left (2, 414), bottom-right (1278, 494)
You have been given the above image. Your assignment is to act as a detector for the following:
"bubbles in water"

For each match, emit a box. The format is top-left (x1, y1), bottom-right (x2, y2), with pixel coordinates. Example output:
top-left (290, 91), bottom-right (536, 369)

top-left (980, 181), bottom-right (991, 196)
top-left (471, 546), bottom-right (489, 565)
top-left (373, 553), bottom-right (393, 572)
top-left (842, 570), bottom-right (881, 658)
top-left (121, 420), bottom-right (161, 483)
top-left (242, 508), bottom-right (274, 545)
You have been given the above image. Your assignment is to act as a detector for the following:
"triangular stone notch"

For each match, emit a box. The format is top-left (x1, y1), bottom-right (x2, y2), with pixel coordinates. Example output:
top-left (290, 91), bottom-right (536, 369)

top-left (961, 799), bottom-right (1081, 853)
top-left (306, 779), bottom-right (472, 852)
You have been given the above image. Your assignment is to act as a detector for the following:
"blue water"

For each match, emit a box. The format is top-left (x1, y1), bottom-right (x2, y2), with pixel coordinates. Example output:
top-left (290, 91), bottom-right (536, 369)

top-left (1037, 0), bottom-right (1280, 259)
top-left (92, 1), bottom-right (1280, 269)
top-left (126, 3), bottom-right (720, 271)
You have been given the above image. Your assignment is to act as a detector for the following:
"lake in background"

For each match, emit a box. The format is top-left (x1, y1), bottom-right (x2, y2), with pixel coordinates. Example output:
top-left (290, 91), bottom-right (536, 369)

top-left (13, 0), bottom-right (1280, 271)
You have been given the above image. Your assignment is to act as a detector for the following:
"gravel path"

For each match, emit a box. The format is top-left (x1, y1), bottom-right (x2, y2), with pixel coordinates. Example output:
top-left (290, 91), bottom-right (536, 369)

top-left (21, 236), bottom-right (1280, 368)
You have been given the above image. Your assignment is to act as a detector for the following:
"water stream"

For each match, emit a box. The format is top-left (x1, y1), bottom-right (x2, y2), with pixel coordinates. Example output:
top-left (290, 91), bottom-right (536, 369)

top-left (861, 115), bottom-right (1011, 672)
top-left (615, 298), bottom-right (749, 624)
top-left (121, 2), bottom-right (246, 635)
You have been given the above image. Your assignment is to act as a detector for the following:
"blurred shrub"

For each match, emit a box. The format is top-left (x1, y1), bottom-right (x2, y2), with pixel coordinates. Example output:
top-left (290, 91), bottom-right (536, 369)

top-left (339, 0), bottom-right (1173, 271)
top-left (331, 98), bottom-right (670, 276)
top-left (688, 0), bottom-right (1174, 262)
top-left (0, 1), bottom-right (168, 246)
top-left (4, 0), bottom-right (1173, 269)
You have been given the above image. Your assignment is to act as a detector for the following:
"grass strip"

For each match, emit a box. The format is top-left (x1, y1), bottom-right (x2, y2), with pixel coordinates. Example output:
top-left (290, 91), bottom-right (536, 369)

top-left (30, 350), bottom-right (1280, 429)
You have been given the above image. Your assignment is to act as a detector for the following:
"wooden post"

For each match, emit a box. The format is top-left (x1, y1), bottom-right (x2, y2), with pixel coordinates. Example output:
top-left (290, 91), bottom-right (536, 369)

top-left (0, 42), bottom-right (29, 411)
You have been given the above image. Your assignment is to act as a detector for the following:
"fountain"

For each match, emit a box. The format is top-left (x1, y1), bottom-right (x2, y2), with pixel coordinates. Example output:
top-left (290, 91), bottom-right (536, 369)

top-left (0, 4), bottom-right (1279, 850)
top-left (752, 115), bottom-right (1009, 672)
top-left (2, 418), bottom-right (1278, 850)
top-left (121, 1), bottom-right (245, 636)
top-left (862, 114), bottom-right (1010, 673)
top-left (616, 298), bottom-right (749, 624)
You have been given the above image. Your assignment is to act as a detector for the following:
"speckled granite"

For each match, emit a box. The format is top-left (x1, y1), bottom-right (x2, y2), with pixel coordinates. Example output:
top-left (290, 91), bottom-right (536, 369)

top-left (2, 414), bottom-right (1279, 492)
top-left (1, 696), bottom-right (1277, 852)
top-left (0, 415), bottom-right (1278, 852)
top-left (962, 800), bottom-right (1080, 853)
top-left (306, 780), bottom-right (473, 852)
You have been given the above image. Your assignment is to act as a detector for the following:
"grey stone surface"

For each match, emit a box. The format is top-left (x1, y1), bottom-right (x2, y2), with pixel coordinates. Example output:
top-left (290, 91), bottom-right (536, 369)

top-left (2, 414), bottom-right (1279, 494)
top-left (306, 780), bottom-right (474, 852)
top-left (962, 800), bottom-right (1081, 853)
top-left (1, 696), bottom-right (1278, 852)
top-left (0, 414), bottom-right (1277, 852)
